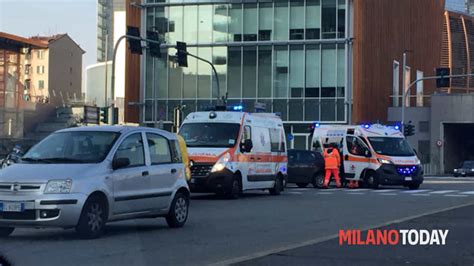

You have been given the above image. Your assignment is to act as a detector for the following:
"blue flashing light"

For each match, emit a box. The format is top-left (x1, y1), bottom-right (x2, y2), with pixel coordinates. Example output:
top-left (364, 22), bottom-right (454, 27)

top-left (394, 125), bottom-right (400, 130)
top-left (363, 124), bottom-right (371, 129)
top-left (314, 122), bottom-right (320, 128)
top-left (232, 105), bottom-right (243, 111)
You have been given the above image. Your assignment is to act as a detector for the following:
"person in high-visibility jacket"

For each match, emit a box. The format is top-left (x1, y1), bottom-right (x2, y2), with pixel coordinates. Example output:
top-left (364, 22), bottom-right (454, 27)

top-left (323, 143), bottom-right (342, 188)
top-left (176, 134), bottom-right (191, 181)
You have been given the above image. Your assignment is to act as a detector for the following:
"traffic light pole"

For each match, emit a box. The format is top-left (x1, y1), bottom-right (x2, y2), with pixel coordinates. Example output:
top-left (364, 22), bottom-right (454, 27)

top-left (401, 73), bottom-right (474, 125)
top-left (184, 52), bottom-right (221, 102)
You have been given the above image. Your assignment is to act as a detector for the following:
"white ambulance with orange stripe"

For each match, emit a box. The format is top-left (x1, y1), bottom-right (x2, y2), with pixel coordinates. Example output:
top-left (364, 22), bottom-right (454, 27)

top-left (311, 124), bottom-right (423, 189)
top-left (179, 111), bottom-right (288, 198)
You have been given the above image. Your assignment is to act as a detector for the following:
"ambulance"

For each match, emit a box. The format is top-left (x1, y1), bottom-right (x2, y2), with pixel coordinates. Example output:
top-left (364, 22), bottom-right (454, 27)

top-left (179, 111), bottom-right (288, 199)
top-left (311, 124), bottom-right (423, 189)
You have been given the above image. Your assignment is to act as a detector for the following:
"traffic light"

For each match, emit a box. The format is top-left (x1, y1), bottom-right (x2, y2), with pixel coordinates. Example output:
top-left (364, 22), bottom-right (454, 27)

top-left (112, 107), bottom-right (119, 125)
top-left (127, 26), bottom-right (142, 55)
top-left (147, 31), bottom-right (160, 58)
top-left (403, 123), bottom-right (415, 136)
top-left (100, 107), bottom-right (109, 124)
top-left (436, 67), bottom-right (450, 88)
top-left (175, 41), bottom-right (188, 67)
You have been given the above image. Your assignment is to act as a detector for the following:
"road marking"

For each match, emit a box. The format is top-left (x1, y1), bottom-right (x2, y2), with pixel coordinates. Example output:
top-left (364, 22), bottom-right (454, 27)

top-left (210, 202), bottom-right (474, 266)
top-left (401, 189), bottom-right (432, 194)
top-left (429, 190), bottom-right (457, 194)
top-left (424, 180), bottom-right (474, 184)
top-left (444, 194), bottom-right (469, 197)
top-left (286, 191), bottom-right (303, 195)
top-left (379, 193), bottom-right (398, 196)
top-left (347, 192), bottom-right (365, 195)
top-left (316, 192), bottom-right (333, 195)
top-left (460, 191), bottom-right (474, 195)
top-left (292, 188), bottom-right (311, 191)
top-left (351, 188), bottom-right (371, 191)
top-left (372, 189), bottom-right (397, 193)
top-left (410, 194), bottom-right (431, 197)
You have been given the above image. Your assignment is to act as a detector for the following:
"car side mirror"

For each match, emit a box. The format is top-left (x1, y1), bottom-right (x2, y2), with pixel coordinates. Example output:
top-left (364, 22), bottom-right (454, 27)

top-left (112, 157), bottom-right (130, 170)
top-left (240, 139), bottom-right (253, 153)
top-left (364, 149), bottom-right (371, 158)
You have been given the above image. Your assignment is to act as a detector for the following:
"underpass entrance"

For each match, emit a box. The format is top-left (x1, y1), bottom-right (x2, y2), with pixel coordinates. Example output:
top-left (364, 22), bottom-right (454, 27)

top-left (443, 123), bottom-right (474, 173)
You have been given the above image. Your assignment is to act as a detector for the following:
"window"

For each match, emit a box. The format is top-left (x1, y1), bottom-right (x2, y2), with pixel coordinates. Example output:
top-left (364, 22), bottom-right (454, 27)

top-left (258, 46), bottom-right (272, 98)
top-left (306, 0), bottom-right (321, 39)
top-left (38, 80), bottom-right (45, 89)
top-left (37, 66), bottom-right (45, 74)
top-left (404, 66), bottom-right (411, 107)
top-left (115, 133), bottom-right (145, 167)
top-left (147, 133), bottom-right (172, 164)
top-left (169, 140), bottom-right (182, 163)
top-left (243, 3), bottom-right (258, 41)
top-left (227, 46), bottom-right (241, 98)
top-left (269, 128), bottom-right (284, 152)
top-left (346, 136), bottom-right (367, 156)
top-left (392, 60), bottom-right (400, 107)
top-left (242, 125), bottom-right (252, 142)
top-left (259, 3), bottom-right (272, 41)
top-left (416, 70), bottom-right (424, 107)
top-left (290, 1), bottom-right (304, 40)
top-left (37, 50), bottom-right (44, 59)
top-left (25, 64), bottom-right (31, 75)
top-left (274, 0), bottom-right (289, 40)
top-left (229, 4), bottom-right (243, 42)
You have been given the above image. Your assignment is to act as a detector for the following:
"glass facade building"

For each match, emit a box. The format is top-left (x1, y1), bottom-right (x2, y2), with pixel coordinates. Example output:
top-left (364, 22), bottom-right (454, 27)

top-left (142, 0), bottom-right (351, 149)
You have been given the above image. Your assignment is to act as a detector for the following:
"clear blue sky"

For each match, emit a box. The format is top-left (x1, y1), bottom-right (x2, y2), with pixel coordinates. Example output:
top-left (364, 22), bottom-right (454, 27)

top-left (0, 0), bottom-right (97, 71)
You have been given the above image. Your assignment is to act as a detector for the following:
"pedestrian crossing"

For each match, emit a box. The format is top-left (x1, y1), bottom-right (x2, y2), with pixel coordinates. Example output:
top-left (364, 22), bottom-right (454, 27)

top-left (285, 187), bottom-right (474, 198)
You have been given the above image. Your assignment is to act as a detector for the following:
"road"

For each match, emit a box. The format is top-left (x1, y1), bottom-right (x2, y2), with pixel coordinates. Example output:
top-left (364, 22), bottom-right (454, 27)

top-left (1, 176), bottom-right (474, 266)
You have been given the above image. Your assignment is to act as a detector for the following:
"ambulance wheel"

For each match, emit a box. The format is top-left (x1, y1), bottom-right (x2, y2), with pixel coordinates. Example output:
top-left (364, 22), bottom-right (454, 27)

top-left (313, 173), bottom-right (325, 188)
top-left (365, 172), bottom-right (379, 189)
top-left (296, 183), bottom-right (308, 188)
top-left (270, 175), bottom-right (283, 195)
top-left (225, 175), bottom-right (241, 199)
top-left (408, 184), bottom-right (420, 190)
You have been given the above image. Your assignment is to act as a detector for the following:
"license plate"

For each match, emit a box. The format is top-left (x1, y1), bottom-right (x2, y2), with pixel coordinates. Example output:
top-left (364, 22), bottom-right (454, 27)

top-left (405, 176), bottom-right (413, 181)
top-left (0, 202), bottom-right (24, 212)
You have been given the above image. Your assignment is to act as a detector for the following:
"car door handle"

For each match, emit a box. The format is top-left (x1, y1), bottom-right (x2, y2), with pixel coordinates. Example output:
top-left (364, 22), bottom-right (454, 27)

top-left (171, 168), bottom-right (177, 174)
top-left (142, 171), bottom-right (149, 176)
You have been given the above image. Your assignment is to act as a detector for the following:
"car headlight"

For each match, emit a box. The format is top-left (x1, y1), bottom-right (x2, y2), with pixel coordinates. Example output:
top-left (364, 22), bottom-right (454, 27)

top-left (44, 179), bottom-right (72, 194)
top-left (377, 158), bottom-right (393, 165)
top-left (454, 169), bottom-right (458, 172)
top-left (211, 152), bottom-right (231, 173)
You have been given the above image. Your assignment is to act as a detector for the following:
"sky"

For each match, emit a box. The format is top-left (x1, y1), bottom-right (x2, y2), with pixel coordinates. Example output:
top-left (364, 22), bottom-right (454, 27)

top-left (0, 0), bottom-right (97, 72)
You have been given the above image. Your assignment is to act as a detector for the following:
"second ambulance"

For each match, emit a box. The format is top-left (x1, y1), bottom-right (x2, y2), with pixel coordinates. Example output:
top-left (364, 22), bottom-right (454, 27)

top-left (311, 124), bottom-right (423, 189)
top-left (179, 111), bottom-right (287, 198)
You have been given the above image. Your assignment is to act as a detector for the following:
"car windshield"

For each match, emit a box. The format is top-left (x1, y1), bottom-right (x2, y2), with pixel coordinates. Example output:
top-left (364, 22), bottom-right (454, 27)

top-left (22, 131), bottom-right (120, 164)
top-left (179, 123), bottom-right (240, 148)
top-left (461, 161), bottom-right (474, 168)
top-left (368, 137), bottom-right (415, 157)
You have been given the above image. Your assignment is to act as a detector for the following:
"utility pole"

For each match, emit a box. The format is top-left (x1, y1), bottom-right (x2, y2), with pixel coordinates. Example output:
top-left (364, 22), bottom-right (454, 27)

top-left (401, 51), bottom-right (407, 125)
top-left (104, 33), bottom-right (108, 109)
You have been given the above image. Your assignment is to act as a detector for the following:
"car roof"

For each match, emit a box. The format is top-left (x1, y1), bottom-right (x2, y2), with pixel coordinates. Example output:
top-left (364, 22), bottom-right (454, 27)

top-left (55, 126), bottom-right (177, 139)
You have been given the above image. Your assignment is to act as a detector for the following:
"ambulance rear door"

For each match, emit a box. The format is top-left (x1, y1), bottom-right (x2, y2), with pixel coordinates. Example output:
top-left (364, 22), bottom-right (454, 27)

top-left (343, 135), bottom-right (371, 181)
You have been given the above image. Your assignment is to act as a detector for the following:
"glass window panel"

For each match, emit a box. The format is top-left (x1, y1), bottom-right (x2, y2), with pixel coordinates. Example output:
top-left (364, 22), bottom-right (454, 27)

top-left (306, 0), bottom-right (321, 39)
top-left (321, 44), bottom-right (336, 88)
top-left (145, 55), bottom-right (154, 99)
top-left (214, 5), bottom-right (228, 43)
top-left (290, 1), bottom-right (304, 40)
top-left (184, 6), bottom-right (198, 43)
top-left (243, 3), bottom-right (258, 41)
top-left (274, 0), bottom-right (289, 40)
top-left (243, 46), bottom-right (257, 98)
top-left (227, 46), bottom-right (242, 98)
top-left (304, 99), bottom-right (320, 121)
top-left (321, 99), bottom-right (335, 121)
top-left (258, 46), bottom-right (272, 98)
top-left (336, 87), bottom-right (345, 97)
top-left (229, 4), bottom-right (243, 42)
top-left (156, 100), bottom-right (167, 121)
top-left (182, 100), bottom-right (197, 117)
top-left (336, 99), bottom-right (345, 121)
top-left (115, 134), bottom-right (145, 167)
top-left (168, 100), bottom-right (180, 122)
top-left (198, 47), bottom-right (212, 98)
top-left (273, 46), bottom-right (288, 98)
top-left (289, 99), bottom-right (303, 121)
top-left (259, 3), bottom-right (273, 41)
top-left (322, 0), bottom-right (337, 39)
top-left (256, 99), bottom-right (272, 112)
top-left (145, 100), bottom-right (154, 121)
top-left (168, 6), bottom-right (183, 44)
top-left (198, 5), bottom-right (213, 43)
top-left (321, 87), bottom-right (335, 97)
top-left (157, 49), bottom-right (168, 98)
top-left (197, 99), bottom-right (212, 111)
top-left (338, 0), bottom-right (346, 38)
top-left (213, 46), bottom-right (227, 99)
top-left (290, 45), bottom-right (304, 96)
top-left (242, 99), bottom-right (256, 112)
top-left (147, 133), bottom-right (172, 164)
top-left (147, 7), bottom-right (155, 31)
top-left (154, 7), bottom-right (167, 40)
top-left (168, 50), bottom-right (182, 98)
top-left (183, 47), bottom-right (197, 98)
top-left (337, 44), bottom-right (345, 88)
top-left (305, 44), bottom-right (320, 94)
top-left (273, 99), bottom-right (288, 121)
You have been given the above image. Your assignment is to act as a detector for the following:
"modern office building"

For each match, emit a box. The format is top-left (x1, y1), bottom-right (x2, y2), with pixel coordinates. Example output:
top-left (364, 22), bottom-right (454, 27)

top-left (97, 0), bottom-right (126, 62)
top-left (123, 0), bottom-right (445, 149)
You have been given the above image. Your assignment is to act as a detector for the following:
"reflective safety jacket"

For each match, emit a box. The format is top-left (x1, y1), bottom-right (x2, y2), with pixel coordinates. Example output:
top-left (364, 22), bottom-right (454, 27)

top-left (323, 148), bottom-right (341, 170)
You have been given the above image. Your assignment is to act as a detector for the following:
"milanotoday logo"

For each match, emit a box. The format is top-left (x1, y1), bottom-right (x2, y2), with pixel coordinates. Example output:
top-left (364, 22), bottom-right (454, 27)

top-left (339, 229), bottom-right (449, 246)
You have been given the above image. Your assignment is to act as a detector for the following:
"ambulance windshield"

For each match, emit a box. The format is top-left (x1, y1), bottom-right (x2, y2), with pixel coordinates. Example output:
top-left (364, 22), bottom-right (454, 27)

top-left (180, 123), bottom-right (241, 148)
top-left (368, 137), bottom-right (415, 157)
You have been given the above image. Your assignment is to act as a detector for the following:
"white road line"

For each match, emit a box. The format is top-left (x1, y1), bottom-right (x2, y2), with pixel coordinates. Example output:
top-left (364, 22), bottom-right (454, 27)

top-left (292, 188), bottom-right (311, 191)
top-left (210, 202), bottom-right (474, 266)
top-left (401, 189), bottom-right (432, 194)
top-left (460, 191), bottom-right (474, 195)
top-left (316, 192), bottom-right (333, 195)
top-left (347, 192), bottom-right (365, 195)
top-left (285, 192), bottom-right (303, 195)
top-left (351, 188), bottom-right (371, 191)
top-left (372, 189), bottom-right (398, 193)
top-left (411, 194), bottom-right (431, 197)
top-left (379, 193), bottom-right (398, 196)
top-left (429, 190), bottom-right (458, 194)
top-left (444, 194), bottom-right (469, 197)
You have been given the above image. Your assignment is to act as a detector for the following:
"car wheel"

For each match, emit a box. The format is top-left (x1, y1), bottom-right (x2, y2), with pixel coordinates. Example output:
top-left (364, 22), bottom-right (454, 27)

top-left (166, 192), bottom-right (189, 228)
top-left (269, 175), bottom-right (283, 195)
top-left (226, 177), bottom-right (241, 199)
top-left (313, 173), bottom-right (325, 188)
top-left (296, 183), bottom-right (308, 188)
top-left (75, 195), bottom-right (107, 239)
top-left (365, 172), bottom-right (379, 189)
top-left (408, 184), bottom-right (420, 190)
top-left (0, 227), bottom-right (14, 237)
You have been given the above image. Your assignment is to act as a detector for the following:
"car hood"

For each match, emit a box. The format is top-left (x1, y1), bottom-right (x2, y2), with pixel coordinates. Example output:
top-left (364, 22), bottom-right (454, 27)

top-left (0, 163), bottom-right (99, 183)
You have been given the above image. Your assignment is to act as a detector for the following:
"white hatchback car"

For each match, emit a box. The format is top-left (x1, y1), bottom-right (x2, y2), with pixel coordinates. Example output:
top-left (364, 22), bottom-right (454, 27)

top-left (0, 126), bottom-right (190, 239)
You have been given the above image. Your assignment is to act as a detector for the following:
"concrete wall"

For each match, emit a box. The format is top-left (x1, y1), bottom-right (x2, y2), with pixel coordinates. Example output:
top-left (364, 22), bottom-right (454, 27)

top-left (48, 35), bottom-right (83, 106)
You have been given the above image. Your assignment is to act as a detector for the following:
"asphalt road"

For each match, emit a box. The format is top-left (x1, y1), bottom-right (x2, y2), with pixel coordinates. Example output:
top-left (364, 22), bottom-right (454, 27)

top-left (1, 176), bottom-right (474, 266)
